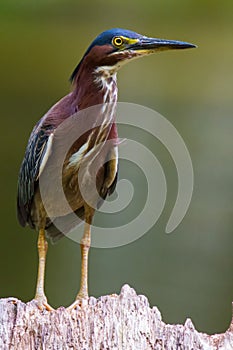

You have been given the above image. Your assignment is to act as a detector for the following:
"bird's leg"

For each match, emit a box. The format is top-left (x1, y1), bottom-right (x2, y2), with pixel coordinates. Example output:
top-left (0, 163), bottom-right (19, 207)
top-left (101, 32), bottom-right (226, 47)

top-left (77, 221), bottom-right (91, 299)
top-left (67, 207), bottom-right (94, 310)
top-left (34, 229), bottom-right (53, 311)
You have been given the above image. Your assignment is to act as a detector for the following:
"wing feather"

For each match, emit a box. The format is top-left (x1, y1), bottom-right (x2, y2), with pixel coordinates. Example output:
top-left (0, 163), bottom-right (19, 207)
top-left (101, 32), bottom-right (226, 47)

top-left (17, 121), bottom-right (53, 227)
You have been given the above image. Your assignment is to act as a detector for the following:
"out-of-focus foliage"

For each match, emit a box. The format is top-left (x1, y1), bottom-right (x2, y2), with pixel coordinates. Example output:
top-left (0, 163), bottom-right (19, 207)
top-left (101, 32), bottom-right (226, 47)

top-left (1, 0), bottom-right (233, 335)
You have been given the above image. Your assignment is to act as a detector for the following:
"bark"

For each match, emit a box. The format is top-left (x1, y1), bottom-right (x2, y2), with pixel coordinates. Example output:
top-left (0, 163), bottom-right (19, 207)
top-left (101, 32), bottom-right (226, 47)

top-left (0, 284), bottom-right (232, 350)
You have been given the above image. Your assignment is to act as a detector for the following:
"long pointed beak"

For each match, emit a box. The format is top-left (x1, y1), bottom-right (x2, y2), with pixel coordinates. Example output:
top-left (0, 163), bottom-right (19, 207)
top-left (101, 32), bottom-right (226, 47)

top-left (130, 37), bottom-right (196, 53)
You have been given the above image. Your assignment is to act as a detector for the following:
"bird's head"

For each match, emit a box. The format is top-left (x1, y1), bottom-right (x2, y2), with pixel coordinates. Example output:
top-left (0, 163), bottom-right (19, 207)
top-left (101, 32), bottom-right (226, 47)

top-left (70, 28), bottom-right (196, 82)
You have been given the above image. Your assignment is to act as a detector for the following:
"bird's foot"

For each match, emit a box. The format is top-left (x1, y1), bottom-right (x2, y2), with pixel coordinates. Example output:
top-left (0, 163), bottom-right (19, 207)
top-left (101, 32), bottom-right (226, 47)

top-left (67, 291), bottom-right (88, 311)
top-left (32, 295), bottom-right (54, 311)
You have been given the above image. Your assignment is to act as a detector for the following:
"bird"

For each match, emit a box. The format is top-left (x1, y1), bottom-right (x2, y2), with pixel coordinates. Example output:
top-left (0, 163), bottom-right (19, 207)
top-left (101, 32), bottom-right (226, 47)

top-left (17, 28), bottom-right (196, 310)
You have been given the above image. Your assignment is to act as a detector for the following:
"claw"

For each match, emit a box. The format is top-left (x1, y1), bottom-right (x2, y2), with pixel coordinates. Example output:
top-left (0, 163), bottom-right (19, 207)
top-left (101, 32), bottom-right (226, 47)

top-left (67, 295), bottom-right (88, 311)
top-left (7, 297), bottom-right (18, 305)
top-left (33, 296), bottom-right (54, 311)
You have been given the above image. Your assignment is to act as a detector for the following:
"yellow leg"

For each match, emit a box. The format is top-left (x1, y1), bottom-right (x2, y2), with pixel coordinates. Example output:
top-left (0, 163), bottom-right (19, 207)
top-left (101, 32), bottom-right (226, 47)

top-left (34, 229), bottom-right (53, 311)
top-left (76, 221), bottom-right (91, 299)
top-left (67, 207), bottom-right (94, 310)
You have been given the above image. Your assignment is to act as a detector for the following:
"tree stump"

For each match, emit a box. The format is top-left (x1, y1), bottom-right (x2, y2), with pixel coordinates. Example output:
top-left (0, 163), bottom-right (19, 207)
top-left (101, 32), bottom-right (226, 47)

top-left (0, 285), bottom-right (232, 349)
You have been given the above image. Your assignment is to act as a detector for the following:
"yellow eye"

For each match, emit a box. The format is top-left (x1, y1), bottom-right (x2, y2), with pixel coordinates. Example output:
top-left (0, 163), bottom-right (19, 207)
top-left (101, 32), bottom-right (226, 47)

top-left (112, 36), bottom-right (123, 47)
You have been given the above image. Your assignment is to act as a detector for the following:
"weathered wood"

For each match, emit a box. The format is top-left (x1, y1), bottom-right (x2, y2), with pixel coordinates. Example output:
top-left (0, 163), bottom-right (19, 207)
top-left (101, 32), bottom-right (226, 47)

top-left (0, 285), bottom-right (232, 349)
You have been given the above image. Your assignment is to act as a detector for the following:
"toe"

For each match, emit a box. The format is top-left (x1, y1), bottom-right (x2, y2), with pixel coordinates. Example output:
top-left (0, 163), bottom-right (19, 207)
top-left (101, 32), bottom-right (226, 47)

top-left (67, 296), bottom-right (88, 311)
top-left (33, 296), bottom-right (54, 311)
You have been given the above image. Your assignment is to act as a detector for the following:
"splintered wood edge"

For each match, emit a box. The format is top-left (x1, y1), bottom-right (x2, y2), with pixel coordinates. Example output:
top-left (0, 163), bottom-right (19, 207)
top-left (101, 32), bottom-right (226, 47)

top-left (0, 284), bottom-right (232, 349)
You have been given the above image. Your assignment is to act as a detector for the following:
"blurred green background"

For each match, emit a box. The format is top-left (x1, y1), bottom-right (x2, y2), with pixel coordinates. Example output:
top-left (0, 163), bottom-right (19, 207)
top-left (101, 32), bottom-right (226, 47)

top-left (1, 0), bottom-right (233, 335)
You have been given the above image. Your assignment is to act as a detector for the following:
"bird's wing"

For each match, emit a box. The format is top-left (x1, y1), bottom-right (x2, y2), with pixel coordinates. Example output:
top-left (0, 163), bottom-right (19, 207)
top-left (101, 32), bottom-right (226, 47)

top-left (17, 121), bottom-right (53, 227)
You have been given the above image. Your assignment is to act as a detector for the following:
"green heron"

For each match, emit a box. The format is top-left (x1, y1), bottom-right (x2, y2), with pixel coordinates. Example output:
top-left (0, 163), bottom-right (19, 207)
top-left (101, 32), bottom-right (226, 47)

top-left (17, 28), bottom-right (195, 310)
